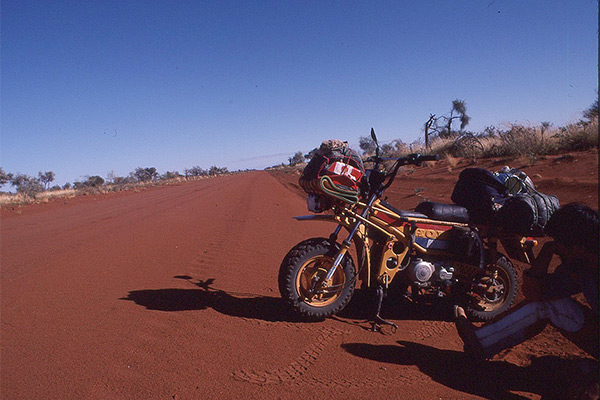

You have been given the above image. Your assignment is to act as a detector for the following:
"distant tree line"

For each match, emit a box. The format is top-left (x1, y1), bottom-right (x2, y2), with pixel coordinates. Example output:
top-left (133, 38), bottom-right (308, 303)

top-left (0, 164), bottom-right (231, 199)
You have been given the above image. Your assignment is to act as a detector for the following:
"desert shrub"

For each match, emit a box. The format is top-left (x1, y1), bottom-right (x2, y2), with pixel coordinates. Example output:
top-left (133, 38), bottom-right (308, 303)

top-left (554, 119), bottom-right (598, 152)
top-left (209, 165), bottom-right (228, 175)
top-left (134, 167), bottom-right (158, 182)
top-left (73, 175), bottom-right (105, 189)
top-left (184, 166), bottom-right (208, 177)
top-left (10, 174), bottom-right (44, 198)
top-left (160, 171), bottom-right (181, 180)
top-left (113, 176), bottom-right (135, 185)
top-left (428, 137), bottom-right (455, 156)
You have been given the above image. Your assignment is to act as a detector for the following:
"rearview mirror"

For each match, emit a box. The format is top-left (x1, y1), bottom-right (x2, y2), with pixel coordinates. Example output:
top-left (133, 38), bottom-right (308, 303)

top-left (370, 127), bottom-right (379, 145)
top-left (371, 127), bottom-right (380, 158)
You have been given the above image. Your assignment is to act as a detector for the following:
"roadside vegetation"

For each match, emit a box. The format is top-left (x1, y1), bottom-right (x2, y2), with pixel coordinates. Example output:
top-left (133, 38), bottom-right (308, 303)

top-left (358, 97), bottom-right (598, 162)
top-left (0, 164), bottom-right (232, 206)
top-left (2, 97), bottom-right (596, 207)
top-left (285, 96), bottom-right (598, 167)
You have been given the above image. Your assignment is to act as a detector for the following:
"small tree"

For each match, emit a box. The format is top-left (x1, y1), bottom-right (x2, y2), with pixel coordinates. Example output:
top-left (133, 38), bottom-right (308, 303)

top-left (288, 151), bottom-right (304, 166)
top-left (38, 171), bottom-right (55, 190)
top-left (161, 171), bottom-right (180, 180)
top-left (146, 167), bottom-right (158, 181)
top-left (359, 136), bottom-right (376, 155)
top-left (426, 99), bottom-right (471, 141)
top-left (133, 167), bottom-right (158, 182)
top-left (208, 165), bottom-right (228, 175)
top-left (87, 176), bottom-right (105, 187)
top-left (10, 174), bottom-right (44, 198)
top-left (0, 168), bottom-right (13, 190)
top-left (184, 166), bottom-right (207, 177)
top-left (73, 176), bottom-right (105, 189)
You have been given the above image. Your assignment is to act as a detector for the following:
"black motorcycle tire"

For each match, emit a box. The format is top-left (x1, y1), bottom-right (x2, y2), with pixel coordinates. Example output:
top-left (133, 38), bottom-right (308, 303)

top-left (278, 238), bottom-right (355, 321)
top-left (464, 255), bottom-right (518, 321)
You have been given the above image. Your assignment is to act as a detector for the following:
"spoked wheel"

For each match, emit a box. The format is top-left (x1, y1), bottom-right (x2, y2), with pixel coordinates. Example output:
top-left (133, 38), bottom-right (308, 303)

top-left (279, 238), bottom-right (355, 320)
top-left (464, 255), bottom-right (518, 321)
top-left (295, 255), bottom-right (347, 307)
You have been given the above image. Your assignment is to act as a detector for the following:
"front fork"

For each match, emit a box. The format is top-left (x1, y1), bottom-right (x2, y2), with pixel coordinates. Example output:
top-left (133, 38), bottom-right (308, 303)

top-left (324, 195), bottom-right (377, 281)
top-left (322, 195), bottom-right (399, 333)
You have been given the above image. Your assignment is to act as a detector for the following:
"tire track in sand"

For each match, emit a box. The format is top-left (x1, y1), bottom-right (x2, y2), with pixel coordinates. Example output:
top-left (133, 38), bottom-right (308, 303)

top-left (231, 324), bottom-right (427, 389)
top-left (231, 326), bottom-right (347, 384)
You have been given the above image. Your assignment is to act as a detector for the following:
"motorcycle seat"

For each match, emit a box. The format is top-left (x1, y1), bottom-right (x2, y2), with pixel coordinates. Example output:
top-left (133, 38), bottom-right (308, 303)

top-left (380, 200), bottom-right (428, 219)
top-left (415, 201), bottom-right (470, 223)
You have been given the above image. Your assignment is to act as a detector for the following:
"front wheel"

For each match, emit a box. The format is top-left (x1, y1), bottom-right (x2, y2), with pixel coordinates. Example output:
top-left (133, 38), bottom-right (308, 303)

top-left (464, 255), bottom-right (518, 321)
top-left (278, 238), bottom-right (355, 321)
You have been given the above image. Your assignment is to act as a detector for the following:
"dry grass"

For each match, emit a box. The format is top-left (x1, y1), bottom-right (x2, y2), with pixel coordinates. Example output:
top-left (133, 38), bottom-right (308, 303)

top-left (0, 175), bottom-right (230, 207)
top-left (424, 118), bottom-right (598, 160)
top-left (0, 189), bottom-right (77, 206)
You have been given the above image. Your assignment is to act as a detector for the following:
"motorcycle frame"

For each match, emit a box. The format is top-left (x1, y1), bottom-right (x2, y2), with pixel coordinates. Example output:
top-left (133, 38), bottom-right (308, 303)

top-left (295, 194), bottom-right (535, 291)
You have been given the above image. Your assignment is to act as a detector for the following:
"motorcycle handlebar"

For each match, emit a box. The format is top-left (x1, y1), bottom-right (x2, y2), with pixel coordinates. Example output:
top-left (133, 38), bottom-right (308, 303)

top-left (364, 153), bottom-right (439, 165)
top-left (419, 154), bottom-right (440, 162)
top-left (376, 153), bottom-right (439, 192)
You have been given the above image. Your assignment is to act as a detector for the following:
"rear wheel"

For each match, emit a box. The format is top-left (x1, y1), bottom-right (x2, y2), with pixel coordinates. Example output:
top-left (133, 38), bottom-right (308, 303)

top-left (464, 255), bottom-right (518, 321)
top-left (278, 238), bottom-right (355, 320)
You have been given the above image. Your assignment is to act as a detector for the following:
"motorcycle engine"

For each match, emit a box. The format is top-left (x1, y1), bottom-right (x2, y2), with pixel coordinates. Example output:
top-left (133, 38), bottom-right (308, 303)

top-left (407, 259), bottom-right (454, 284)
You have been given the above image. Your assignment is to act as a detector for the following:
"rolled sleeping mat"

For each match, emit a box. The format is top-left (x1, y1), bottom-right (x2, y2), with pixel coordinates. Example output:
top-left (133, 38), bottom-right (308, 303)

top-left (319, 175), bottom-right (360, 204)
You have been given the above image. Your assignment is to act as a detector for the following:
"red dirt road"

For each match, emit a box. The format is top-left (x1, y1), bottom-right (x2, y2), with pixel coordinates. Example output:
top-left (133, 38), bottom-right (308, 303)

top-left (2, 152), bottom-right (598, 399)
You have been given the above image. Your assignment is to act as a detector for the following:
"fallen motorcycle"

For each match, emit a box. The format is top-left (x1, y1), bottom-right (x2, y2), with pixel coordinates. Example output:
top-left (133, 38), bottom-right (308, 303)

top-left (278, 129), bottom-right (550, 331)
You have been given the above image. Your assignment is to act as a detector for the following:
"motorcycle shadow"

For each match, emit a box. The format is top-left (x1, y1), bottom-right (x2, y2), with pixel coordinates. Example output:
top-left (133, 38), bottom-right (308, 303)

top-left (337, 287), bottom-right (455, 323)
top-left (121, 276), bottom-right (306, 323)
top-left (342, 340), bottom-right (597, 400)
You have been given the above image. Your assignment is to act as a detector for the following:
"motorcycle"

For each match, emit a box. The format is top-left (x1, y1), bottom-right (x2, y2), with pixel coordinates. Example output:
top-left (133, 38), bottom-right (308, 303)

top-left (278, 129), bottom-right (535, 331)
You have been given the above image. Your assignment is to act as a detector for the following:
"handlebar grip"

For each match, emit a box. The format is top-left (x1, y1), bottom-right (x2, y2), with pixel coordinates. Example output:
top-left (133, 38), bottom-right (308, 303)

top-left (420, 154), bottom-right (440, 162)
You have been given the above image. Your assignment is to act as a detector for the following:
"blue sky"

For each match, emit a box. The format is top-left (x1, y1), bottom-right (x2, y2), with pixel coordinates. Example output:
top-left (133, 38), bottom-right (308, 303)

top-left (1, 1), bottom-right (598, 186)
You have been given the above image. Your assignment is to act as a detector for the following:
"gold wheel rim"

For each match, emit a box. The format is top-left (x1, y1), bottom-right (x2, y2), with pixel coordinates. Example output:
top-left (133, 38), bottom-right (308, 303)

top-left (474, 266), bottom-right (509, 311)
top-left (295, 255), bottom-right (346, 307)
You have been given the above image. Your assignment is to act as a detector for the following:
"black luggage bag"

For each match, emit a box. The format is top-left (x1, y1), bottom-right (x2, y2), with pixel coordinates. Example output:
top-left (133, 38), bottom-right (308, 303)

top-left (451, 168), bottom-right (509, 224)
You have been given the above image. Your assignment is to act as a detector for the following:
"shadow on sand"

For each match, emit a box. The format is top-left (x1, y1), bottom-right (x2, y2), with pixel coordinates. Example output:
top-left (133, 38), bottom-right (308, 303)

top-left (121, 276), bottom-right (305, 323)
top-left (342, 340), bottom-right (598, 400)
top-left (122, 275), bottom-right (456, 325)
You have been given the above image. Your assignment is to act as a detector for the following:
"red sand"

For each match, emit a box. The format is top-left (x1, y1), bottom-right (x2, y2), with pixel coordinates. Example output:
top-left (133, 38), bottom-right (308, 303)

top-left (1, 151), bottom-right (598, 399)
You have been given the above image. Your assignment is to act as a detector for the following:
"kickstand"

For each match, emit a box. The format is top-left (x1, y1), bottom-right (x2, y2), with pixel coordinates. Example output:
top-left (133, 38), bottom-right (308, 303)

top-left (369, 285), bottom-right (398, 334)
